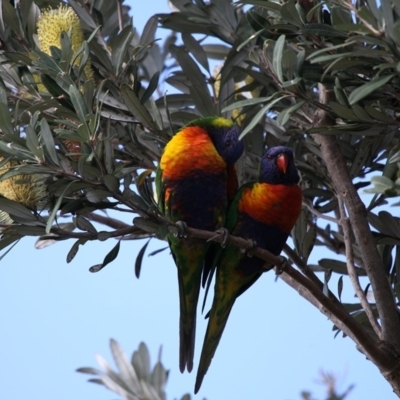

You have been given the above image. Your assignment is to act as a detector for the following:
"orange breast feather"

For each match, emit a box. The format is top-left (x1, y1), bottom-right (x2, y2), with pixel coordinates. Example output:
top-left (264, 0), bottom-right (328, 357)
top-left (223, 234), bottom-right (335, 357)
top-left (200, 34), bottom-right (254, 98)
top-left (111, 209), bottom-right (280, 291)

top-left (160, 126), bottom-right (226, 180)
top-left (239, 183), bottom-right (302, 233)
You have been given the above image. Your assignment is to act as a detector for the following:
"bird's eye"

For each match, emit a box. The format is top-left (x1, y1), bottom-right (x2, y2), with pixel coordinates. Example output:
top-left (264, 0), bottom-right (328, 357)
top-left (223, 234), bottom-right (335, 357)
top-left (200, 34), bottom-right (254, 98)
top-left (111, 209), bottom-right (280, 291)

top-left (225, 139), bottom-right (232, 147)
top-left (266, 155), bottom-right (272, 160)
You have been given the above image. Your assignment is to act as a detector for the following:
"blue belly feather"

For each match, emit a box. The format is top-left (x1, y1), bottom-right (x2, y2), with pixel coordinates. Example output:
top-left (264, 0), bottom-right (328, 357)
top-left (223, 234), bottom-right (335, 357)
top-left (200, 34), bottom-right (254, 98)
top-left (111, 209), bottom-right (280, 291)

top-left (168, 170), bottom-right (227, 231)
top-left (234, 212), bottom-right (289, 276)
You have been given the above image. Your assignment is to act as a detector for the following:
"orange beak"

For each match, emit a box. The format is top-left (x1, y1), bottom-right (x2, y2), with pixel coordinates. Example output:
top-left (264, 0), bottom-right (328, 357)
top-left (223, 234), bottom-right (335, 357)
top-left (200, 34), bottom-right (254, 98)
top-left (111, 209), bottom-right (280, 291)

top-left (276, 153), bottom-right (289, 174)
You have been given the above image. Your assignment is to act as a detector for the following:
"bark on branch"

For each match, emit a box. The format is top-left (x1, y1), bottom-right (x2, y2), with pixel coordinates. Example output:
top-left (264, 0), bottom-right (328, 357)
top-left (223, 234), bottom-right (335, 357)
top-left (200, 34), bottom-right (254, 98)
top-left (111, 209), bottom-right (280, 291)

top-left (312, 84), bottom-right (400, 351)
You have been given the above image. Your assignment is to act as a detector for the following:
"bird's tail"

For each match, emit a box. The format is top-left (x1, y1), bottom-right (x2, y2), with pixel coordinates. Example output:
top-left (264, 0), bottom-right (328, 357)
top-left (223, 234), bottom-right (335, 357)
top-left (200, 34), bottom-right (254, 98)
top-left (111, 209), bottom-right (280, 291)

top-left (194, 294), bottom-right (236, 393)
top-left (173, 241), bottom-right (206, 374)
top-left (177, 266), bottom-right (202, 373)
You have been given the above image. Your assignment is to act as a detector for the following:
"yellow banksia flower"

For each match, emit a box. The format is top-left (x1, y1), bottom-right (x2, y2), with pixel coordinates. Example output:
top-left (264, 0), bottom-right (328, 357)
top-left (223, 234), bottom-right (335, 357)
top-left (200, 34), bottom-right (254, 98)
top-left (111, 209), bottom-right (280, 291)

top-left (0, 159), bottom-right (47, 210)
top-left (37, 5), bottom-right (94, 84)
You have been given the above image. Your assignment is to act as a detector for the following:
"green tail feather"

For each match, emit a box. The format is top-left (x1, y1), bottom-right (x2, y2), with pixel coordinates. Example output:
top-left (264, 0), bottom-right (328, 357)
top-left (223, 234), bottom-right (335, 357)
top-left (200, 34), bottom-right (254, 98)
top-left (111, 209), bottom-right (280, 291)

top-left (177, 269), bottom-right (201, 373)
top-left (194, 296), bottom-right (235, 393)
top-left (171, 239), bottom-right (207, 373)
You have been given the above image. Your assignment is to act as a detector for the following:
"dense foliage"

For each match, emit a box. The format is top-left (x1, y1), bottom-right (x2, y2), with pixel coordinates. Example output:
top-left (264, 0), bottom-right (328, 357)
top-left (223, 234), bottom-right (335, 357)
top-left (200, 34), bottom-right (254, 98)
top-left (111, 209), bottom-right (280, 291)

top-left (2, 0), bottom-right (400, 397)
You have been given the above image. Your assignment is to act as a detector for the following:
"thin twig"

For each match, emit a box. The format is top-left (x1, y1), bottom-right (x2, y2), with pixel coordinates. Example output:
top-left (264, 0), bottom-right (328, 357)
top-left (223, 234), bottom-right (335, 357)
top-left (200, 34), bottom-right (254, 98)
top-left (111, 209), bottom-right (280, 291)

top-left (338, 196), bottom-right (382, 337)
top-left (283, 244), bottom-right (323, 290)
top-left (86, 212), bottom-right (131, 230)
top-left (343, 0), bottom-right (382, 36)
top-left (303, 200), bottom-right (339, 223)
top-left (316, 225), bottom-right (365, 268)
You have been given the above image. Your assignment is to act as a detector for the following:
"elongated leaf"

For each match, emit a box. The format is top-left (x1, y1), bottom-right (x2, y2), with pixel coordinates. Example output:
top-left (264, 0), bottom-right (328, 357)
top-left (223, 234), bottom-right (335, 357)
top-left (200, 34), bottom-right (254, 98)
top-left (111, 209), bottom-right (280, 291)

top-left (150, 361), bottom-right (167, 395)
top-left (338, 276), bottom-right (343, 302)
top-left (67, 239), bottom-right (82, 263)
top-left (182, 33), bottom-right (209, 72)
top-left (111, 26), bottom-right (134, 75)
top-left (319, 258), bottom-right (366, 276)
top-left (301, 23), bottom-right (347, 37)
top-left (175, 47), bottom-right (214, 115)
top-left (110, 338), bottom-right (140, 389)
top-left (281, 0), bottom-right (303, 27)
top-left (222, 95), bottom-right (278, 111)
top-left (89, 264), bottom-right (103, 273)
top-left (0, 238), bottom-right (20, 260)
top-left (277, 100), bottom-right (305, 126)
top-left (0, 198), bottom-right (38, 222)
top-left (25, 124), bottom-right (43, 160)
top-left (133, 217), bottom-right (161, 235)
top-left (75, 215), bottom-right (97, 234)
top-left (68, 0), bottom-right (97, 30)
top-left (0, 101), bottom-right (14, 135)
top-left (141, 71), bottom-right (160, 104)
top-left (46, 181), bottom-right (76, 234)
top-left (140, 15), bottom-right (158, 46)
top-left (302, 223), bottom-right (317, 263)
top-left (121, 85), bottom-right (156, 129)
top-left (329, 102), bottom-right (358, 121)
top-left (132, 342), bottom-right (151, 380)
top-left (239, 95), bottom-right (290, 139)
top-left (148, 246), bottom-right (168, 257)
top-left (40, 119), bottom-right (59, 166)
top-left (69, 85), bottom-right (90, 139)
top-left (135, 238), bottom-right (151, 278)
top-left (237, 29), bottom-right (264, 52)
top-left (273, 35), bottom-right (285, 83)
top-left (101, 240), bottom-right (121, 269)
top-left (103, 174), bottom-right (120, 193)
top-left (367, 176), bottom-right (394, 193)
top-left (349, 74), bottom-right (394, 105)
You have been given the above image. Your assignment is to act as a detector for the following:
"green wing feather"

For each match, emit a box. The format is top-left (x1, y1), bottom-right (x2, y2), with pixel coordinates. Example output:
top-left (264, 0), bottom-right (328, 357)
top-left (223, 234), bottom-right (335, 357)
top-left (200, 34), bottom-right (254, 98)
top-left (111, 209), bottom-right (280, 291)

top-left (201, 182), bottom-right (254, 312)
top-left (155, 165), bottom-right (164, 214)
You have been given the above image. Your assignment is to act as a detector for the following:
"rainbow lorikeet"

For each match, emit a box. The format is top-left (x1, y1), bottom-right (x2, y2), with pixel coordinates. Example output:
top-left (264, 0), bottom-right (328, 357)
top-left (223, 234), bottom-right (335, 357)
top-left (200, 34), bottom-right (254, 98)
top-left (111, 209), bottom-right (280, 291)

top-left (194, 146), bottom-right (302, 392)
top-left (155, 116), bottom-right (244, 373)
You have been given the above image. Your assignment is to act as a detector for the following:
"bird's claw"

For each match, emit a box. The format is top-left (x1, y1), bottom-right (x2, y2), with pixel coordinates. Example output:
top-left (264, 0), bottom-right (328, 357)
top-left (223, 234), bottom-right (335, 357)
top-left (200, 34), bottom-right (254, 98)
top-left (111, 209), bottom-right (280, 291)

top-left (275, 256), bottom-right (289, 275)
top-left (175, 220), bottom-right (188, 238)
top-left (262, 257), bottom-right (288, 281)
top-left (207, 227), bottom-right (229, 248)
top-left (240, 239), bottom-right (257, 257)
top-left (217, 227), bottom-right (229, 248)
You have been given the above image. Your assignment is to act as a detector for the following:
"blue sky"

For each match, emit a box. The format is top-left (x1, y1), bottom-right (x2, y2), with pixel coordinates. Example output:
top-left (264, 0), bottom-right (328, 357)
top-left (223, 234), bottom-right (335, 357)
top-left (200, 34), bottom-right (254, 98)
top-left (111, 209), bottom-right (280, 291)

top-left (0, 1), bottom-right (397, 400)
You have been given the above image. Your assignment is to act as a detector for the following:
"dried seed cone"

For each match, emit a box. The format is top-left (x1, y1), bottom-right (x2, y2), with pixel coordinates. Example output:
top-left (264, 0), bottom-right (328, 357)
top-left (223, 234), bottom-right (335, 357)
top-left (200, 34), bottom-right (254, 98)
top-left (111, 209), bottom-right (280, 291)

top-left (0, 160), bottom-right (47, 210)
top-left (63, 139), bottom-right (82, 160)
top-left (37, 5), bottom-right (94, 82)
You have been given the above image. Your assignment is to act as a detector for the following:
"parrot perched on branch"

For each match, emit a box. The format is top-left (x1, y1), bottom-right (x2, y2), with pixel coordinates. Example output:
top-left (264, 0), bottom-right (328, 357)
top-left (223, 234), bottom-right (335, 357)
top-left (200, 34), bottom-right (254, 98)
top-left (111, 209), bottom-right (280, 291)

top-left (155, 116), bottom-right (244, 373)
top-left (194, 146), bottom-right (302, 393)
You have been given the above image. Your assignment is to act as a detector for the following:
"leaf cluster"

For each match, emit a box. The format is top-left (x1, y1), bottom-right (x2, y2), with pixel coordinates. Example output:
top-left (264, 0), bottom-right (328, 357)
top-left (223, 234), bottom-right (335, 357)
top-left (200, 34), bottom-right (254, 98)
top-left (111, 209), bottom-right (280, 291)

top-left (77, 340), bottom-right (191, 400)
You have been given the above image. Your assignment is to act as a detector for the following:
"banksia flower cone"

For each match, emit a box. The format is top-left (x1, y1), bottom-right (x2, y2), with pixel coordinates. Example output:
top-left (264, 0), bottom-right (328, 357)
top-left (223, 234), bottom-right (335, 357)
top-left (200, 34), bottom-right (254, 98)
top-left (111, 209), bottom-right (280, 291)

top-left (0, 159), bottom-right (47, 224)
top-left (37, 5), bottom-right (94, 83)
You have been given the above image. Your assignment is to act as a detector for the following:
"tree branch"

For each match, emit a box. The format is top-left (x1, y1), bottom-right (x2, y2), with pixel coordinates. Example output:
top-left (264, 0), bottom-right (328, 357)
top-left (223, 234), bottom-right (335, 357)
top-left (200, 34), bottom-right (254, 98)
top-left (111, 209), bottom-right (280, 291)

top-left (338, 195), bottom-right (382, 337)
top-left (312, 84), bottom-right (400, 351)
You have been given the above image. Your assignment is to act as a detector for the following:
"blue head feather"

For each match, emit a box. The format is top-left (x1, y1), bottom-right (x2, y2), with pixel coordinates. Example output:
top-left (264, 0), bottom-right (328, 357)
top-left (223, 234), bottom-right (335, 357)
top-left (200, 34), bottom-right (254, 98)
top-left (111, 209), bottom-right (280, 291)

top-left (207, 125), bottom-right (244, 165)
top-left (259, 146), bottom-right (300, 185)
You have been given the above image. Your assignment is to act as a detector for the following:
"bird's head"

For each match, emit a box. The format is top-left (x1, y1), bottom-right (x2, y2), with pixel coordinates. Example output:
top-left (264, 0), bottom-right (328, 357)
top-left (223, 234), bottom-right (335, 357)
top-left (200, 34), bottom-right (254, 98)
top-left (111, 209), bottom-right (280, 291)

top-left (259, 146), bottom-right (300, 185)
top-left (200, 117), bottom-right (244, 164)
